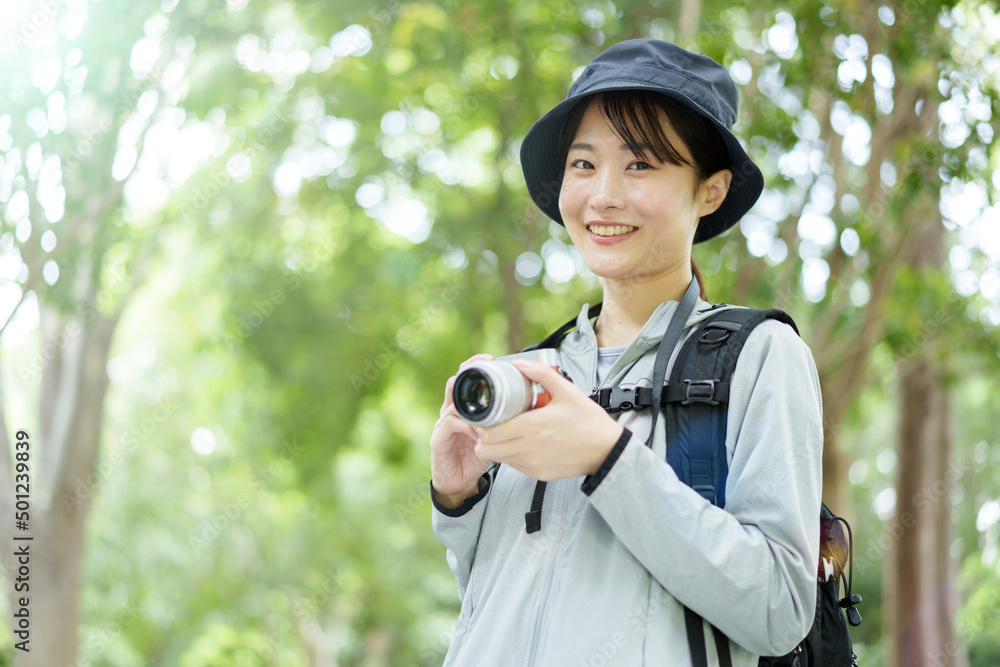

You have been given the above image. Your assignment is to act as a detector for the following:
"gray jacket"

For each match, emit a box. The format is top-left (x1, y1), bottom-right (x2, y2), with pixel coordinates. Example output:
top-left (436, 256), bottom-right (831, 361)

top-left (433, 298), bottom-right (823, 666)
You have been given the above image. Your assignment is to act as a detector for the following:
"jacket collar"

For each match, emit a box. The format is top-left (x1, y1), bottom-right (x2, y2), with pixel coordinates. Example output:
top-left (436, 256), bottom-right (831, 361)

top-left (570, 298), bottom-right (713, 351)
top-left (560, 296), bottom-right (740, 389)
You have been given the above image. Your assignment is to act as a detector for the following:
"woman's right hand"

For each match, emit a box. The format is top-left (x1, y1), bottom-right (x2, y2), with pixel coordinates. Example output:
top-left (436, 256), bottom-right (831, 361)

top-left (430, 353), bottom-right (494, 508)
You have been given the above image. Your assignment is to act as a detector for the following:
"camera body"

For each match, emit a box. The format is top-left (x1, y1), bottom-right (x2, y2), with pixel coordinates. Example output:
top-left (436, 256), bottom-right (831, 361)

top-left (452, 349), bottom-right (567, 427)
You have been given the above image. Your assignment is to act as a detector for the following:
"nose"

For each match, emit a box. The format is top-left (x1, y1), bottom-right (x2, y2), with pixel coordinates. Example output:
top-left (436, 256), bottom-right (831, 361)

top-left (588, 166), bottom-right (626, 212)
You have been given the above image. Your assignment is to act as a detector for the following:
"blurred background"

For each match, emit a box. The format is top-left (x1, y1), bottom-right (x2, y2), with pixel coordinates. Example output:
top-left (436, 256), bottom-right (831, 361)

top-left (0, 0), bottom-right (998, 665)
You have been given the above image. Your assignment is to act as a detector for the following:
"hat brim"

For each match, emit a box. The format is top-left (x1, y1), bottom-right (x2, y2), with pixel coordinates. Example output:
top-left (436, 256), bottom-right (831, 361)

top-left (520, 85), bottom-right (763, 244)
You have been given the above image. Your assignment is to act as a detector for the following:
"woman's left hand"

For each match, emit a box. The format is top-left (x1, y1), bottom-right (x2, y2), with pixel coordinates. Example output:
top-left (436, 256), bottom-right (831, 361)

top-left (473, 359), bottom-right (624, 481)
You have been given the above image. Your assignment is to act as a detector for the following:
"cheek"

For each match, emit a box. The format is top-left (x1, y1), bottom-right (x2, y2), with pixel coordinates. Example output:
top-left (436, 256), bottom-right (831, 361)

top-left (632, 182), bottom-right (691, 221)
top-left (557, 180), bottom-right (579, 219)
top-left (629, 181), bottom-right (668, 212)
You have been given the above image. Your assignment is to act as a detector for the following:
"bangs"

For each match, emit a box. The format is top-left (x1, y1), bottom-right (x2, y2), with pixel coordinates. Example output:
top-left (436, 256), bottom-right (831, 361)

top-left (558, 90), bottom-right (729, 182)
top-left (599, 91), bottom-right (691, 168)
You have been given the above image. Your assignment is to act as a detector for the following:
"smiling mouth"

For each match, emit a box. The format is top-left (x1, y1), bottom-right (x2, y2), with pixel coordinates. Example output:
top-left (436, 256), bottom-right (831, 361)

top-left (586, 224), bottom-right (637, 237)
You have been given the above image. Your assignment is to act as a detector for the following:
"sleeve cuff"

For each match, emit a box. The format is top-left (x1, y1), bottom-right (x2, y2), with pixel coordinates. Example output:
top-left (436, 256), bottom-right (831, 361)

top-left (581, 427), bottom-right (632, 496)
top-left (431, 472), bottom-right (491, 517)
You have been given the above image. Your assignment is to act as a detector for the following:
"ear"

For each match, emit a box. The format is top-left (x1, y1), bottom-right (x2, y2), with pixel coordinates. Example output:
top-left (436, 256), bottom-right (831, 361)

top-left (697, 168), bottom-right (732, 218)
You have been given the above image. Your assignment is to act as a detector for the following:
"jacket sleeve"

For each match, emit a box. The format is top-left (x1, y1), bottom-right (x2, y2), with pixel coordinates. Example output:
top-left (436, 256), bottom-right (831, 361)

top-left (431, 472), bottom-right (492, 602)
top-left (584, 320), bottom-right (823, 656)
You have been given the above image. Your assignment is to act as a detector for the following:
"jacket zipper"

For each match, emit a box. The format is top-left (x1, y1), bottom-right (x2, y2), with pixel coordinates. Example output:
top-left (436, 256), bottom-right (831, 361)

top-left (526, 480), bottom-right (570, 664)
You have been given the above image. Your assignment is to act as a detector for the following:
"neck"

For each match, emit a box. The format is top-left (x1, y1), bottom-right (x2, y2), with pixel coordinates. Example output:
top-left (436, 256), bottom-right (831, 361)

top-left (594, 263), bottom-right (696, 347)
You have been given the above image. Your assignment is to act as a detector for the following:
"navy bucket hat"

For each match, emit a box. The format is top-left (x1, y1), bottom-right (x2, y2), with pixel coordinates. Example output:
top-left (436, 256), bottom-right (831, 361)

top-left (520, 38), bottom-right (763, 244)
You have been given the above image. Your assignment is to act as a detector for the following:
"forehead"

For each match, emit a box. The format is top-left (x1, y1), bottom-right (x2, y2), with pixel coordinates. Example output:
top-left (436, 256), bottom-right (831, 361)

top-left (570, 98), bottom-right (691, 160)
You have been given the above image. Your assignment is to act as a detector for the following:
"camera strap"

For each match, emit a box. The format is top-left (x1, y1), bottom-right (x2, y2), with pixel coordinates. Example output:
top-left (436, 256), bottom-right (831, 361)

top-left (643, 277), bottom-right (701, 450)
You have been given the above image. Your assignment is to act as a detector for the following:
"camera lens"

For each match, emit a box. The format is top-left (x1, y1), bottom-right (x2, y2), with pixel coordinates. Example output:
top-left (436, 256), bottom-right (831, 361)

top-left (453, 360), bottom-right (537, 427)
top-left (454, 369), bottom-right (494, 422)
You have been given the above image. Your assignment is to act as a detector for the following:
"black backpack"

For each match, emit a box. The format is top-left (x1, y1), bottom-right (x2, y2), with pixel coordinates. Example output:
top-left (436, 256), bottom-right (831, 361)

top-left (525, 304), bottom-right (862, 667)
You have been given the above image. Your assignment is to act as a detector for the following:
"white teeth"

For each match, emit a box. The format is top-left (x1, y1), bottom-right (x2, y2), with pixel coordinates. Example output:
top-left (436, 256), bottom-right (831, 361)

top-left (588, 225), bottom-right (635, 237)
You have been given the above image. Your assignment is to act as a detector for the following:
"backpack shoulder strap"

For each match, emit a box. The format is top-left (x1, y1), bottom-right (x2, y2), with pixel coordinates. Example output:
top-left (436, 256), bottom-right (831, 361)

top-left (664, 307), bottom-right (799, 508)
top-left (519, 303), bottom-right (603, 353)
top-left (670, 307), bottom-right (800, 667)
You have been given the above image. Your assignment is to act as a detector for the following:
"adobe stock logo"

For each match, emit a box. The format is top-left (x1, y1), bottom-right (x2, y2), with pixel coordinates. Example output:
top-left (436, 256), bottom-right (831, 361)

top-left (2, 0), bottom-right (62, 55)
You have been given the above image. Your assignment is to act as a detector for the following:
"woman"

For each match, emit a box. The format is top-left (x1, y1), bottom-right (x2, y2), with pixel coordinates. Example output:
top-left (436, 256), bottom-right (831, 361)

top-left (429, 38), bottom-right (823, 666)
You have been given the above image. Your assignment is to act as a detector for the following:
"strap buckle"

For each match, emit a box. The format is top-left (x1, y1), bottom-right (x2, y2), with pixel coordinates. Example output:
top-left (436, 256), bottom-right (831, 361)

top-left (609, 387), bottom-right (636, 413)
top-left (693, 485), bottom-right (717, 505)
top-left (682, 379), bottom-right (721, 406)
top-left (592, 387), bottom-right (636, 413)
top-left (592, 387), bottom-right (611, 409)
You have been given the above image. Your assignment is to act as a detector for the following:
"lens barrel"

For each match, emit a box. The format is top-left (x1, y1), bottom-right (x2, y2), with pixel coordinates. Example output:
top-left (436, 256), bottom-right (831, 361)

top-left (453, 360), bottom-right (534, 427)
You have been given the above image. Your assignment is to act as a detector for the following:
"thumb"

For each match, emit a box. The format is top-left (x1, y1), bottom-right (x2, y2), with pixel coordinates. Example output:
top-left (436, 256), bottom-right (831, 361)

top-left (511, 359), bottom-right (574, 399)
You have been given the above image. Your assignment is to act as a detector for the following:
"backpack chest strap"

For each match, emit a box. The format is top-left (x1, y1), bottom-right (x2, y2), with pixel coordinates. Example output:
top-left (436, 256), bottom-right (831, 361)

top-left (589, 380), bottom-right (731, 412)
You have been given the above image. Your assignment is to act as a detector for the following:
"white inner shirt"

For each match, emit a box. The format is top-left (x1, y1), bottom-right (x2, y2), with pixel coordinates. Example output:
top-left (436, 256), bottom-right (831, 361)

top-left (595, 345), bottom-right (627, 387)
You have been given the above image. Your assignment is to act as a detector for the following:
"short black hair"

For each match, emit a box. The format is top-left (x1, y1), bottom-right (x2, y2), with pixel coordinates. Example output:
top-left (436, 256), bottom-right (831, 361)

top-left (557, 90), bottom-right (730, 184)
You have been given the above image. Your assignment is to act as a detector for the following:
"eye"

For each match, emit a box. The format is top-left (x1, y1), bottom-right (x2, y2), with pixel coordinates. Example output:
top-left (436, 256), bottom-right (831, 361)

top-left (627, 161), bottom-right (654, 171)
top-left (569, 159), bottom-right (594, 169)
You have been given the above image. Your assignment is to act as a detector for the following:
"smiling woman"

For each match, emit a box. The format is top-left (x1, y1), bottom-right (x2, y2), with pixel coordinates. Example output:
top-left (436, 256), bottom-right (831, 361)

top-left (428, 38), bottom-right (825, 667)
top-left (557, 93), bottom-right (732, 329)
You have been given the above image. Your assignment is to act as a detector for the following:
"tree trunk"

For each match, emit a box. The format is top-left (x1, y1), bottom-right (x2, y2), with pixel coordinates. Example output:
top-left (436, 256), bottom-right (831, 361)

top-left (2, 306), bottom-right (118, 666)
top-left (500, 255), bottom-right (524, 352)
top-left (885, 184), bottom-right (967, 667)
top-left (678, 0), bottom-right (701, 46)
top-left (888, 357), bottom-right (964, 667)
top-left (818, 399), bottom-right (851, 515)
top-left (12, 508), bottom-right (86, 667)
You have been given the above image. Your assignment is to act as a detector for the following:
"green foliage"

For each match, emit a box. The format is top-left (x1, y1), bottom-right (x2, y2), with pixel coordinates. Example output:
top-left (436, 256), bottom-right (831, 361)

top-left (959, 560), bottom-right (1000, 665)
top-left (0, 629), bottom-right (12, 667)
top-left (2, 0), bottom-right (999, 664)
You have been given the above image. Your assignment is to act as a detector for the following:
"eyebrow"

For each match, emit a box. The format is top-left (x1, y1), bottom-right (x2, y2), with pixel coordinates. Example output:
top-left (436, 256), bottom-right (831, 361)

top-left (567, 141), bottom-right (654, 156)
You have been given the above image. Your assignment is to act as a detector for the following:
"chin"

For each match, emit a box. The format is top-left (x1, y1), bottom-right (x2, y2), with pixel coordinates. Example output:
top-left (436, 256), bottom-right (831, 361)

top-left (581, 261), bottom-right (632, 282)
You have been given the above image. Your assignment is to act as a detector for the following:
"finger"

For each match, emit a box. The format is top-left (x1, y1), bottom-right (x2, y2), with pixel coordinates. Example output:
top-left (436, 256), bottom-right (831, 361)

top-left (472, 420), bottom-right (504, 445)
top-left (441, 414), bottom-right (479, 441)
top-left (475, 440), bottom-right (518, 463)
top-left (432, 412), bottom-right (478, 446)
top-left (458, 353), bottom-right (493, 372)
top-left (442, 375), bottom-right (457, 414)
top-left (510, 359), bottom-right (575, 400)
top-left (440, 400), bottom-right (457, 420)
top-left (473, 419), bottom-right (527, 446)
